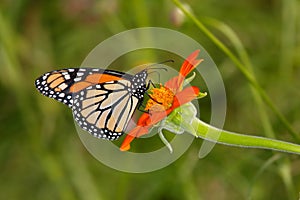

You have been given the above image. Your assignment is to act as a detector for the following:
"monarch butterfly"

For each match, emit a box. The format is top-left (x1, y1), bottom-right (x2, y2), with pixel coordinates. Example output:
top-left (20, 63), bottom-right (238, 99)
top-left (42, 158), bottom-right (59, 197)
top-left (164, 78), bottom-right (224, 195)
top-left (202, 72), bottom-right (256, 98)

top-left (35, 68), bottom-right (149, 140)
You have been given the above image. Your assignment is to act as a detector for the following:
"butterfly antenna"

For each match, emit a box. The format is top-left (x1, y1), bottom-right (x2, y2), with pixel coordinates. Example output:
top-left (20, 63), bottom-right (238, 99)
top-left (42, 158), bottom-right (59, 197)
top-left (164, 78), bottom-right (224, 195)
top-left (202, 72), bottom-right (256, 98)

top-left (147, 59), bottom-right (174, 71)
top-left (145, 60), bottom-right (174, 82)
top-left (147, 71), bottom-right (161, 83)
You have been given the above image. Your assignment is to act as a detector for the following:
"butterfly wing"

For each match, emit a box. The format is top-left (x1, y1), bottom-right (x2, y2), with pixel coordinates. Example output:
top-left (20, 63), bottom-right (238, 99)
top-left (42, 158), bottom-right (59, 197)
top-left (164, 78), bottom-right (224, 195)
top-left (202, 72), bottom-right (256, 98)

top-left (35, 68), bottom-right (80, 107)
top-left (72, 80), bottom-right (140, 140)
top-left (35, 68), bottom-right (143, 140)
top-left (35, 68), bottom-right (130, 107)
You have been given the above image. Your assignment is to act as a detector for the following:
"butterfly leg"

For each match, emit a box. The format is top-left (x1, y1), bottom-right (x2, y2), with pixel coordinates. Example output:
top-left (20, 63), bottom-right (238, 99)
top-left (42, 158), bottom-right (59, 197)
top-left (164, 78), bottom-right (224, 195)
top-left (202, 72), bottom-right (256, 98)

top-left (146, 80), bottom-right (157, 90)
top-left (137, 92), bottom-right (163, 115)
top-left (145, 80), bottom-right (163, 104)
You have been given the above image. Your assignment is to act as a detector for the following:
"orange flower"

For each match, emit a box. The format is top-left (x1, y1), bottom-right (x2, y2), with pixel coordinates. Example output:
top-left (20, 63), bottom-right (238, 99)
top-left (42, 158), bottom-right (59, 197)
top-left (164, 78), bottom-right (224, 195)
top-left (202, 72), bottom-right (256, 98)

top-left (120, 50), bottom-right (203, 151)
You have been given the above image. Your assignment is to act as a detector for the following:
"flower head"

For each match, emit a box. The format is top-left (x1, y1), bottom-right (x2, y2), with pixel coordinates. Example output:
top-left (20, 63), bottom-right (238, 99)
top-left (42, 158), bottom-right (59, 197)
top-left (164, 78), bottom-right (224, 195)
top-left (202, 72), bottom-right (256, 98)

top-left (120, 50), bottom-right (204, 151)
top-left (145, 85), bottom-right (174, 112)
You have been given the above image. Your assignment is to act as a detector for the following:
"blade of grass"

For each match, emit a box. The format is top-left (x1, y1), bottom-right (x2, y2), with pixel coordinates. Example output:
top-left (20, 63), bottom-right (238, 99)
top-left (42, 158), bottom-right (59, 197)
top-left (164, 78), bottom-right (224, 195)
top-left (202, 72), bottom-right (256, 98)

top-left (206, 18), bottom-right (296, 199)
top-left (203, 17), bottom-right (275, 139)
top-left (39, 153), bottom-right (77, 199)
top-left (247, 154), bottom-right (282, 199)
top-left (277, 157), bottom-right (296, 200)
top-left (62, 139), bottom-right (103, 200)
top-left (171, 0), bottom-right (300, 141)
top-left (277, 1), bottom-right (299, 198)
top-left (280, 0), bottom-right (297, 80)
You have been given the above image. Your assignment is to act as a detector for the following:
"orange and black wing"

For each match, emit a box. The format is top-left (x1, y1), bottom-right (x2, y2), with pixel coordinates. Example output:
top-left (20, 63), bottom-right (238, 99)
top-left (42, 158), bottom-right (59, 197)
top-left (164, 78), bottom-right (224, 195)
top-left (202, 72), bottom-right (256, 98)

top-left (35, 68), bottom-right (146, 140)
top-left (72, 79), bottom-right (140, 140)
top-left (35, 68), bottom-right (130, 107)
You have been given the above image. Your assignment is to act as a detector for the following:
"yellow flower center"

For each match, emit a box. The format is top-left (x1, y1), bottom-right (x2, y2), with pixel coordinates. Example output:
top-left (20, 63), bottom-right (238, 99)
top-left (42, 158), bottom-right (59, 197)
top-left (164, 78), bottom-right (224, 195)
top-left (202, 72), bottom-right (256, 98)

top-left (145, 85), bottom-right (175, 112)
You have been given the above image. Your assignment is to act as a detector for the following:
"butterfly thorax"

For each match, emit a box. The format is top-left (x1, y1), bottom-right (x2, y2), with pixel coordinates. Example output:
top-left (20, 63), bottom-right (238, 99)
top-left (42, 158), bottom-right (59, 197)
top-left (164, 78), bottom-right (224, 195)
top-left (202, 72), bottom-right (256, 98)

top-left (129, 70), bottom-right (148, 100)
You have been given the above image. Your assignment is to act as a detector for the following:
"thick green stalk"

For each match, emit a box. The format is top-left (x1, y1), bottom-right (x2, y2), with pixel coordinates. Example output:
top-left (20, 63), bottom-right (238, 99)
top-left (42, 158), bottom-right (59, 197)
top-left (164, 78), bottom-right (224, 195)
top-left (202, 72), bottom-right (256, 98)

top-left (192, 118), bottom-right (300, 155)
top-left (164, 103), bottom-right (300, 155)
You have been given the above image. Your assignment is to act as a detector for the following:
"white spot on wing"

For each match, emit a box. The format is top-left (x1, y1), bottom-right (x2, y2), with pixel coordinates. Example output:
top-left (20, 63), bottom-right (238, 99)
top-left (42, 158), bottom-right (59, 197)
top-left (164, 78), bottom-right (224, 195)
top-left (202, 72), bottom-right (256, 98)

top-left (74, 77), bottom-right (82, 82)
top-left (58, 83), bottom-right (68, 90)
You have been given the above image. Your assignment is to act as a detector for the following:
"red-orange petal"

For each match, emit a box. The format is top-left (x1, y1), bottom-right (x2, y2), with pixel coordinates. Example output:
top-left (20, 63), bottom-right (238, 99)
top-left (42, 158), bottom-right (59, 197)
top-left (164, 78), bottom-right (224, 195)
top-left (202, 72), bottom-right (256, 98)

top-left (171, 86), bottom-right (200, 109)
top-left (136, 113), bottom-right (152, 126)
top-left (120, 126), bottom-right (150, 151)
top-left (164, 76), bottom-right (180, 93)
top-left (178, 50), bottom-right (203, 87)
top-left (180, 50), bottom-right (200, 76)
top-left (120, 135), bottom-right (135, 151)
top-left (165, 50), bottom-right (202, 92)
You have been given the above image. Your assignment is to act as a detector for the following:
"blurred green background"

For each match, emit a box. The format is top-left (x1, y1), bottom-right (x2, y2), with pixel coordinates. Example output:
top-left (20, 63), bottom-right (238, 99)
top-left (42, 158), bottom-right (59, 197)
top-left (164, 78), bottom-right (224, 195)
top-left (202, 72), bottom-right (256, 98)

top-left (1, 0), bottom-right (300, 199)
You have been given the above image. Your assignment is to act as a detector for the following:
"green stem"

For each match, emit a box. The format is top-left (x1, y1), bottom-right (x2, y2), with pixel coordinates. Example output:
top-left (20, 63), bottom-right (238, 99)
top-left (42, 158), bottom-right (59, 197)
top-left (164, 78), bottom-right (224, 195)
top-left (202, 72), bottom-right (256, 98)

top-left (192, 118), bottom-right (300, 155)
top-left (171, 0), bottom-right (300, 141)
